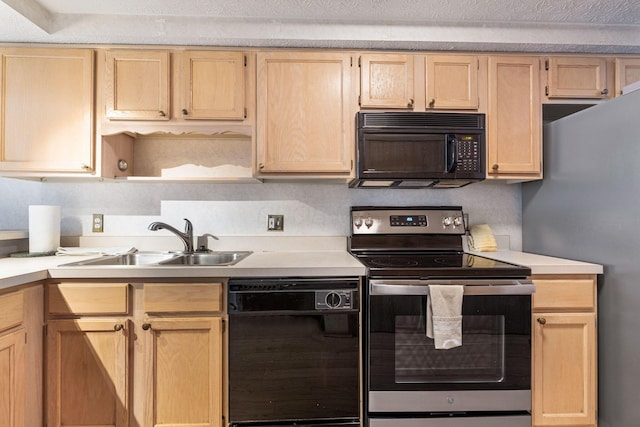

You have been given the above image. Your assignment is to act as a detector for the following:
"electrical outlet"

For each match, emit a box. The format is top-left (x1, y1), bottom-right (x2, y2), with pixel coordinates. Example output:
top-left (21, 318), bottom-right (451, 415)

top-left (267, 214), bottom-right (284, 231)
top-left (92, 213), bottom-right (104, 233)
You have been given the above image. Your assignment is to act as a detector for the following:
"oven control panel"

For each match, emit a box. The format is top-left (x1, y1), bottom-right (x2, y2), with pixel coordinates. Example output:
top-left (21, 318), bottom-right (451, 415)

top-left (351, 207), bottom-right (466, 235)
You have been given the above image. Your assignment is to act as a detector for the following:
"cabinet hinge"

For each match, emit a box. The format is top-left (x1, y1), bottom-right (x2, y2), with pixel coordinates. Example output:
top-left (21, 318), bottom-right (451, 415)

top-left (222, 319), bottom-right (226, 333)
top-left (351, 159), bottom-right (354, 171)
top-left (24, 332), bottom-right (27, 344)
top-left (244, 55), bottom-right (247, 67)
top-left (545, 58), bottom-right (549, 71)
top-left (244, 108), bottom-right (247, 119)
top-left (358, 56), bottom-right (361, 67)
top-left (545, 86), bottom-right (549, 96)
top-left (358, 95), bottom-right (361, 106)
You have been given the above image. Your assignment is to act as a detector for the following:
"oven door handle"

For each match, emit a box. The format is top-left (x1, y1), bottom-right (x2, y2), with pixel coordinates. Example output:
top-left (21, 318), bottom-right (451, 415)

top-left (369, 279), bottom-right (535, 296)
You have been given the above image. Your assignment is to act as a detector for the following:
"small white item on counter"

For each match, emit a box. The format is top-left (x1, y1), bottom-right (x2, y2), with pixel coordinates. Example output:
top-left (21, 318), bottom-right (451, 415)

top-left (56, 247), bottom-right (137, 256)
top-left (28, 205), bottom-right (60, 254)
top-left (467, 224), bottom-right (497, 252)
top-left (426, 285), bottom-right (463, 349)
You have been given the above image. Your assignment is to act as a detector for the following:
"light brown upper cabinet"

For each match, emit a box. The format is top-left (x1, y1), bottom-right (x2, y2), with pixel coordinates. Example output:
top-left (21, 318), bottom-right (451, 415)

top-left (359, 53), bottom-right (479, 110)
top-left (425, 55), bottom-right (479, 109)
top-left (359, 54), bottom-right (414, 108)
top-left (614, 57), bottom-right (640, 96)
top-left (487, 56), bottom-right (542, 178)
top-left (180, 50), bottom-right (245, 120)
top-left (104, 49), bottom-right (171, 120)
top-left (104, 49), bottom-right (247, 122)
top-left (257, 51), bottom-right (355, 174)
top-left (545, 56), bottom-right (609, 99)
top-left (0, 48), bottom-right (95, 174)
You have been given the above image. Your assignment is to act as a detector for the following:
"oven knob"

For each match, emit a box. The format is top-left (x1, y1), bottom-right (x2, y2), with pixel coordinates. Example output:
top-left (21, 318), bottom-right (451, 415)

top-left (442, 216), bottom-right (453, 227)
top-left (453, 216), bottom-right (463, 227)
top-left (364, 217), bottom-right (374, 228)
top-left (325, 292), bottom-right (342, 308)
top-left (354, 217), bottom-right (363, 228)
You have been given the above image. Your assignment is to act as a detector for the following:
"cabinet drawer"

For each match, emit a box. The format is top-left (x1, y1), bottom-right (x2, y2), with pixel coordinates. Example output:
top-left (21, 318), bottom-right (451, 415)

top-left (532, 278), bottom-right (596, 311)
top-left (0, 291), bottom-right (24, 332)
top-left (48, 283), bottom-right (130, 316)
top-left (144, 283), bottom-right (222, 314)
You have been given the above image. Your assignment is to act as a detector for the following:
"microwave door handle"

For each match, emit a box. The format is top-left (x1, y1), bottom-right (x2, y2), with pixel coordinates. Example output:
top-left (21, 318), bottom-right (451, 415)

top-left (446, 136), bottom-right (457, 173)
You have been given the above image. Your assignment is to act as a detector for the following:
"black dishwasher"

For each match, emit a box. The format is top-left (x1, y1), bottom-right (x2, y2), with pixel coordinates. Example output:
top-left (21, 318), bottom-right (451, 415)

top-left (228, 277), bottom-right (361, 427)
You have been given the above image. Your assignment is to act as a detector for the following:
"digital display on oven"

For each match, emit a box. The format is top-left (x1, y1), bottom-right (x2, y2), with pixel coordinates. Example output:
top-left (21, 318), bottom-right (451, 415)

top-left (390, 215), bottom-right (428, 227)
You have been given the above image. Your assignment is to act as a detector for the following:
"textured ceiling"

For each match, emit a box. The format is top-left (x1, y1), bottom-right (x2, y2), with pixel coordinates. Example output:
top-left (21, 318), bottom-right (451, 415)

top-left (1, 0), bottom-right (640, 53)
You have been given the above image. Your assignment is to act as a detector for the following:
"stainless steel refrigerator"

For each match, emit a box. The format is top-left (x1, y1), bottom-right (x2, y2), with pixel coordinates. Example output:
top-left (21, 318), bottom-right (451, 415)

top-left (522, 88), bottom-right (640, 427)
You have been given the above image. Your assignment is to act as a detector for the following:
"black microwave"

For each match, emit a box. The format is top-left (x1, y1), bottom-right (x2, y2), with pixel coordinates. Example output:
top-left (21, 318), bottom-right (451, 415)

top-left (350, 112), bottom-right (486, 188)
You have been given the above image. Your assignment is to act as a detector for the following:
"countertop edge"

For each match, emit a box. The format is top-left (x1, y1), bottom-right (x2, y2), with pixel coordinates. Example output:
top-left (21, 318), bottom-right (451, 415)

top-left (1, 247), bottom-right (604, 291)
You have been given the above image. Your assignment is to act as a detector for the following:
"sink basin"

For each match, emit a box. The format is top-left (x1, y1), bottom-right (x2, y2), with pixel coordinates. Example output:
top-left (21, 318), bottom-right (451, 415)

top-left (59, 251), bottom-right (251, 267)
top-left (60, 252), bottom-right (182, 266)
top-left (159, 251), bottom-right (252, 266)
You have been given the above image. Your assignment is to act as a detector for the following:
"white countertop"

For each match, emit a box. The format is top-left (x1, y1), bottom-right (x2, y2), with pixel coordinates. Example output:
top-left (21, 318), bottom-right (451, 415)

top-left (0, 237), bottom-right (603, 291)
top-left (466, 249), bottom-right (603, 275)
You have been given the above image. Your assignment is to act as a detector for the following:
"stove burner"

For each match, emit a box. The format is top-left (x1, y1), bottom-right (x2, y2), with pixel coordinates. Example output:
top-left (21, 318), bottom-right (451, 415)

top-left (367, 258), bottom-right (420, 267)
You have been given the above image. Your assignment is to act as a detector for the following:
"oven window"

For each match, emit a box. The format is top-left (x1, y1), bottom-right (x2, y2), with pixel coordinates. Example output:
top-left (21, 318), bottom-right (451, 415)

top-left (368, 294), bottom-right (531, 392)
top-left (395, 314), bottom-right (505, 383)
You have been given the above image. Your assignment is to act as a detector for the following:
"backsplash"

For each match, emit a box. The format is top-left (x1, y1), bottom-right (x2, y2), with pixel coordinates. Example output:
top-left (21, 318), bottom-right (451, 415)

top-left (0, 178), bottom-right (523, 250)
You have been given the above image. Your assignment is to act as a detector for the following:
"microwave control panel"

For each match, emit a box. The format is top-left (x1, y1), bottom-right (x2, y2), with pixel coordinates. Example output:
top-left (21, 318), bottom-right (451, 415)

top-left (455, 135), bottom-right (481, 172)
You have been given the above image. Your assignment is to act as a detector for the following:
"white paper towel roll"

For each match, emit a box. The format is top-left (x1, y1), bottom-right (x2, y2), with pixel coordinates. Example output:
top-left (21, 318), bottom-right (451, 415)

top-left (29, 205), bottom-right (60, 254)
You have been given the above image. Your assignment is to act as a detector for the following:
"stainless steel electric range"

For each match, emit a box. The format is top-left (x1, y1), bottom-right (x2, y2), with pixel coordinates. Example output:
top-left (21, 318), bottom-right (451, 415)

top-left (349, 206), bottom-right (534, 427)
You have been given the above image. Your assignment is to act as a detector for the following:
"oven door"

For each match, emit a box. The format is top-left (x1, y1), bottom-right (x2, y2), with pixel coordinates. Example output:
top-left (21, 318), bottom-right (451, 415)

top-left (366, 279), bottom-right (533, 413)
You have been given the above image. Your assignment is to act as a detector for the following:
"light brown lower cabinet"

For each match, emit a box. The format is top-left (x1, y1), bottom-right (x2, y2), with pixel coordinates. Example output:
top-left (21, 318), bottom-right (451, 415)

top-left (46, 318), bottom-right (130, 427)
top-left (0, 285), bottom-right (43, 427)
top-left (45, 281), bottom-right (224, 427)
top-left (532, 275), bottom-right (597, 427)
top-left (141, 317), bottom-right (223, 427)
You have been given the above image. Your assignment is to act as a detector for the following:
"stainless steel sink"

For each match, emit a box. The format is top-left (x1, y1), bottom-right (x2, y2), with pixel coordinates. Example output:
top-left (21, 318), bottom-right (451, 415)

top-left (59, 251), bottom-right (251, 267)
top-left (158, 251), bottom-right (252, 266)
top-left (60, 252), bottom-right (182, 266)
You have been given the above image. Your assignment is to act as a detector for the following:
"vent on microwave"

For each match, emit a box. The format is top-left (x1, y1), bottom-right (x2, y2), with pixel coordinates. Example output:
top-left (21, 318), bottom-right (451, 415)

top-left (360, 112), bottom-right (485, 129)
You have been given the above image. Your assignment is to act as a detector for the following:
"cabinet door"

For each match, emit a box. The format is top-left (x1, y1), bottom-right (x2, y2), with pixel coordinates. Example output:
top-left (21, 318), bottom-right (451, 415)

top-left (181, 51), bottom-right (245, 120)
top-left (0, 329), bottom-right (26, 427)
top-left (47, 319), bottom-right (130, 427)
top-left (546, 56), bottom-right (609, 99)
top-left (142, 317), bottom-right (223, 427)
top-left (105, 50), bottom-right (170, 120)
top-left (0, 48), bottom-right (94, 173)
top-left (487, 56), bottom-right (541, 176)
top-left (257, 51), bottom-right (354, 174)
top-left (426, 55), bottom-right (479, 109)
top-left (532, 313), bottom-right (597, 427)
top-left (359, 54), bottom-right (414, 108)
top-left (615, 57), bottom-right (640, 96)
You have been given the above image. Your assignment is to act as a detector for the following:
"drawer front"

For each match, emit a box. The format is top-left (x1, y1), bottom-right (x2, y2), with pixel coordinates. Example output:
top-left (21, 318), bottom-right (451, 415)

top-left (144, 283), bottom-right (222, 314)
top-left (532, 278), bottom-right (595, 311)
top-left (48, 283), bottom-right (130, 316)
top-left (0, 291), bottom-right (24, 332)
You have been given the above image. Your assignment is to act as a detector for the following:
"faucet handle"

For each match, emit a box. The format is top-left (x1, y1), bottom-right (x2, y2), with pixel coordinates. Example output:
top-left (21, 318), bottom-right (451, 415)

top-left (183, 218), bottom-right (193, 233)
top-left (196, 233), bottom-right (219, 252)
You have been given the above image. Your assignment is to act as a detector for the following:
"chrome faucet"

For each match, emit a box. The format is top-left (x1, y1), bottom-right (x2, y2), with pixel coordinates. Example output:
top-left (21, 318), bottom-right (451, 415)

top-left (148, 218), bottom-right (194, 253)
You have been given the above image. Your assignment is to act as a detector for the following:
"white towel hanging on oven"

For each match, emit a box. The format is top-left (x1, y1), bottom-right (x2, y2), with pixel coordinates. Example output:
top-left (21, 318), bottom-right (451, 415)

top-left (426, 285), bottom-right (464, 349)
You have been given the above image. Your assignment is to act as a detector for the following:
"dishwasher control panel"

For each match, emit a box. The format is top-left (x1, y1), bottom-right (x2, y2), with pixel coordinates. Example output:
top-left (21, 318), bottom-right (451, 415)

top-left (315, 290), bottom-right (354, 310)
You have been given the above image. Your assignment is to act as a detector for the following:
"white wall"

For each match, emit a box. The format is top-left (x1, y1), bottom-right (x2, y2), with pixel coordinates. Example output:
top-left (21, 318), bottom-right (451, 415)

top-left (0, 177), bottom-right (523, 250)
